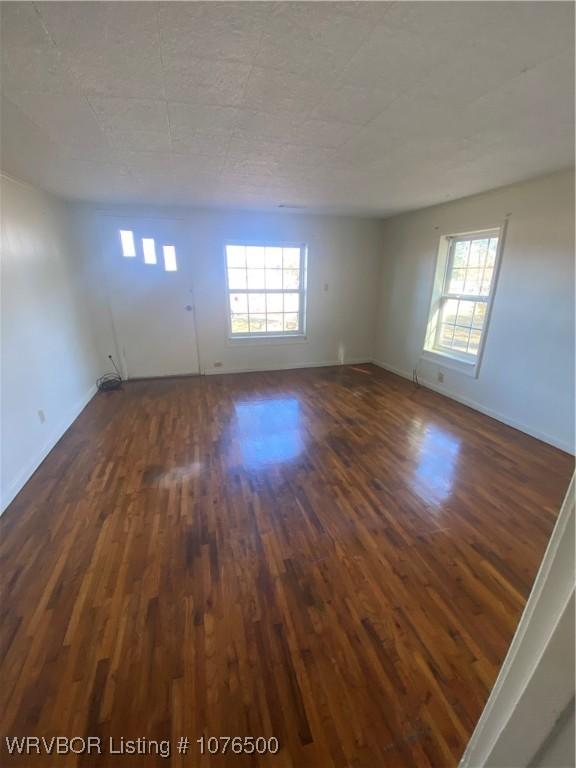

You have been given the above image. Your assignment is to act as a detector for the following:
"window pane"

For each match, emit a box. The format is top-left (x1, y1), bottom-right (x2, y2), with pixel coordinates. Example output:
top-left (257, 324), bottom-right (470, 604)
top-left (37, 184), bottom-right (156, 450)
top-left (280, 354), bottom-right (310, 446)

top-left (463, 268), bottom-right (482, 295)
top-left (283, 313), bottom-right (299, 331)
top-left (480, 267), bottom-right (494, 295)
top-left (248, 293), bottom-right (266, 314)
top-left (231, 314), bottom-right (249, 334)
top-left (456, 300), bottom-right (474, 326)
top-left (265, 268), bottom-right (282, 289)
top-left (265, 247), bottom-right (283, 269)
top-left (266, 293), bottom-right (283, 312)
top-left (142, 238), bottom-right (157, 264)
top-left (228, 268), bottom-right (246, 289)
top-left (249, 314), bottom-right (266, 332)
top-left (266, 313), bottom-right (283, 333)
top-left (246, 246), bottom-right (265, 268)
top-left (469, 238), bottom-right (488, 267)
top-left (453, 240), bottom-right (469, 267)
top-left (283, 247), bottom-right (300, 269)
top-left (120, 229), bottom-right (136, 257)
top-left (163, 245), bottom-right (178, 272)
top-left (452, 327), bottom-right (470, 352)
top-left (284, 293), bottom-right (300, 313)
top-left (486, 237), bottom-right (498, 266)
top-left (472, 302), bottom-right (487, 329)
top-left (442, 298), bottom-right (459, 324)
top-left (283, 269), bottom-right (300, 289)
top-left (230, 292), bottom-right (248, 314)
top-left (448, 268), bottom-right (465, 293)
top-left (226, 245), bottom-right (245, 268)
top-left (247, 268), bottom-right (265, 289)
top-left (439, 323), bottom-right (455, 347)
top-left (468, 329), bottom-right (481, 355)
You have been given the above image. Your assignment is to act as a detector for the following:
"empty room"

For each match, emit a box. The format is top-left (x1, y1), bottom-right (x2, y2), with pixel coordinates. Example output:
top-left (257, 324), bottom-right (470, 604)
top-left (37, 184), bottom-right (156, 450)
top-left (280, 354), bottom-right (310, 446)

top-left (1, 2), bottom-right (575, 767)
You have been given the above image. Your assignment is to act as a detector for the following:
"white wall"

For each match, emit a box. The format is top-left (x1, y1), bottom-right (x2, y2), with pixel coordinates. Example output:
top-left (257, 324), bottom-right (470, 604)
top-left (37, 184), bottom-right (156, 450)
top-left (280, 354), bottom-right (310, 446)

top-left (1, 175), bottom-right (100, 511)
top-left (374, 170), bottom-right (575, 452)
top-left (77, 205), bottom-right (384, 376)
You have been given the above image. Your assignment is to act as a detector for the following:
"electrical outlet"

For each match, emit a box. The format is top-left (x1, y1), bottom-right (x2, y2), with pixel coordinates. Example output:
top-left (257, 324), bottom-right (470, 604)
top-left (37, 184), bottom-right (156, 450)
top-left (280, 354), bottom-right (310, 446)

top-left (437, 371), bottom-right (444, 384)
top-left (37, 409), bottom-right (46, 424)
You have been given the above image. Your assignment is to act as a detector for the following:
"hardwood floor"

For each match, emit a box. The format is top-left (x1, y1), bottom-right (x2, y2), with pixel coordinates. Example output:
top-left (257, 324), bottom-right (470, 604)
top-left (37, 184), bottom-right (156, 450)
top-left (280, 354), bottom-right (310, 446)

top-left (1, 364), bottom-right (573, 767)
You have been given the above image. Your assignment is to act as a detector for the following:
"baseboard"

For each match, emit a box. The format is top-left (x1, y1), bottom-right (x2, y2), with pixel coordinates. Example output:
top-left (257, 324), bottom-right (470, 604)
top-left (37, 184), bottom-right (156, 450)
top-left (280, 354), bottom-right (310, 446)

top-left (203, 358), bottom-right (372, 376)
top-left (371, 359), bottom-right (573, 454)
top-left (1, 383), bottom-right (98, 514)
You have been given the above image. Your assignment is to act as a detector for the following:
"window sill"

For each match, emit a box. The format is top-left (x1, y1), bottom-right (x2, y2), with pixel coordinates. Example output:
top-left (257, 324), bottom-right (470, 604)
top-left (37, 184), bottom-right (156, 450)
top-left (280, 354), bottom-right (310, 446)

top-left (227, 334), bottom-right (308, 346)
top-left (421, 348), bottom-right (479, 378)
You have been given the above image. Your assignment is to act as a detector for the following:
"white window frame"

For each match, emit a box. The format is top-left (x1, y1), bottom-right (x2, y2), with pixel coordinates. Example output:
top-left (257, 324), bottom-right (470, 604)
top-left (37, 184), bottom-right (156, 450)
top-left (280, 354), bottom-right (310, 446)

top-left (422, 223), bottom-right (506, 377)
top-left (224, 241), bottom-right (308, 340)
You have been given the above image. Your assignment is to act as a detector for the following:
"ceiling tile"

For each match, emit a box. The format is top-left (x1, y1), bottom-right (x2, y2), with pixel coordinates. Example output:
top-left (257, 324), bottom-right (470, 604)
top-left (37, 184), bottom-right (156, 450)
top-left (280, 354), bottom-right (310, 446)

top-left (170, 154), bottom-right (225, 178)
top-left (242, 67), bottom-right (325, 113)
top-left (1, 44), bottom-right (82, 95)
top-left (289, 119), bottom-right (358, 149)
top-left (171, 131), bottom-right (231, 157)
top-left (253, 4), bottom-right (374, 78)
top-left (340, 24), bottom-right (449, 93)
top-left (158, 2), bottom-right (271, 64)
top-left (311, 84), bottom-right (399, 126)
top-left (0, 3), bottom-right (52, 48)
top-left (163, 57), bottom-right (251, 105)
top-left (5, 92), bottom-right (107, 149)
top-left (36, 2), bottom-right (161, 53)
top-left (232, 109), bottom-right (302, 142)
top-left (169, 102), bottom-right (240, 134)
top-left (88, 96), bottom-right (168, 133)
top-left (105, 130), bottom-right (171, 153)
top-left (66, 48), bottom-right (165, 99)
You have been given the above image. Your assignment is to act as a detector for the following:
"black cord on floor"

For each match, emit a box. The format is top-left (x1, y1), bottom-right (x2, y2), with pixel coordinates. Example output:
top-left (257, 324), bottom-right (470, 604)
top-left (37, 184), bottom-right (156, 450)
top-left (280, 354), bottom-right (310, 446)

top-left (97, 372), bottom-right (122, 391)
top-left (97, 355), bottom-right (123, 392)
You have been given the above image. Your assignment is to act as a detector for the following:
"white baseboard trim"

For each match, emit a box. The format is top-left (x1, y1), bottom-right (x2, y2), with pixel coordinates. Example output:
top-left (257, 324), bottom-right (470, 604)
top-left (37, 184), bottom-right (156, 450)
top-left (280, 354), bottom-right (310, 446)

top-left (371, 359), bottom-right (573, 454)
top-left (1, 383), bottom-right (98, 514)
top-left (203, 358), bottom-right (372, 376)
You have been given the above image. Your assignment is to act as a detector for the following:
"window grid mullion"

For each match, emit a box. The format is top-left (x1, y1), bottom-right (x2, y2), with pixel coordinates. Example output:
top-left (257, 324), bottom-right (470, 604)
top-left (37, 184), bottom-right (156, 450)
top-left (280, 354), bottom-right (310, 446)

top-left (441, 293), bottom-right (488, 302)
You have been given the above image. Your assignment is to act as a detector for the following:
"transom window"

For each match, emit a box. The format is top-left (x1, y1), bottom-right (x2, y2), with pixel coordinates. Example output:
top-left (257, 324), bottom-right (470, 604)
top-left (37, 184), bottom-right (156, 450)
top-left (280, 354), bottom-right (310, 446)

top-left (424, 228), bottom-right (502, 372)
top-left (118, 229), bottom-right (178, 272)
top-left (225, 243), bottom-right (307, 337)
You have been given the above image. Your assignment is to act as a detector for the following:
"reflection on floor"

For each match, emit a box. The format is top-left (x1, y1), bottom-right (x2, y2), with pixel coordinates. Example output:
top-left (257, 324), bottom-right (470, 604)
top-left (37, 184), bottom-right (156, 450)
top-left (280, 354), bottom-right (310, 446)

top-left (1, 364), bottom-right (573, 767)
top-left (233, 398), bottom-right (303, 467)
top-left (413, 423), bottom-right (462, 506)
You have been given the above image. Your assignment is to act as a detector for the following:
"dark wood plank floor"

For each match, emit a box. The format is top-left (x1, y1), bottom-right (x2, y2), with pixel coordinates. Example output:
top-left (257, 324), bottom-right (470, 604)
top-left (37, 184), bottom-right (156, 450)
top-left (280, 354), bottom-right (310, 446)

top-left (1, 365), bottom-right (573, 767)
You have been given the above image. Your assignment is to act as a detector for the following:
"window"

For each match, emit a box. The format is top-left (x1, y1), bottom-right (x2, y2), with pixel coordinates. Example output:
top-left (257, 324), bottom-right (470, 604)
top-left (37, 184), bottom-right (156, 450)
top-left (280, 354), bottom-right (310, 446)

top-left (163, 245), bottom-right (178, 272)
top-left (225, 243), bottom-right (307, 337)
top-left (142, 238), bottom-right (157, 264)
top-left (119, 229), bottom-right (136, 257)
top-left (118, 230), bottom-right (177, 272)
top-left (423, 228), bottom-right (503, 374)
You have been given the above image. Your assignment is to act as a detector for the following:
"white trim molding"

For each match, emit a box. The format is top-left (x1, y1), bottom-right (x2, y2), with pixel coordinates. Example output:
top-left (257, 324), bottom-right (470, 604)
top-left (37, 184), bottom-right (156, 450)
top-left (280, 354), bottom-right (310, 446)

top-left (204, 358), bottom-right (372, 376)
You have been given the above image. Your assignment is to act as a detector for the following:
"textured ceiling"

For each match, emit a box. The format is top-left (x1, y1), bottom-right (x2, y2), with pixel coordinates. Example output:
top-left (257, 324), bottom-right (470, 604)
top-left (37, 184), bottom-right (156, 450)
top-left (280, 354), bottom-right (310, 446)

top-left (1, 1), bottom-right (574, 215)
